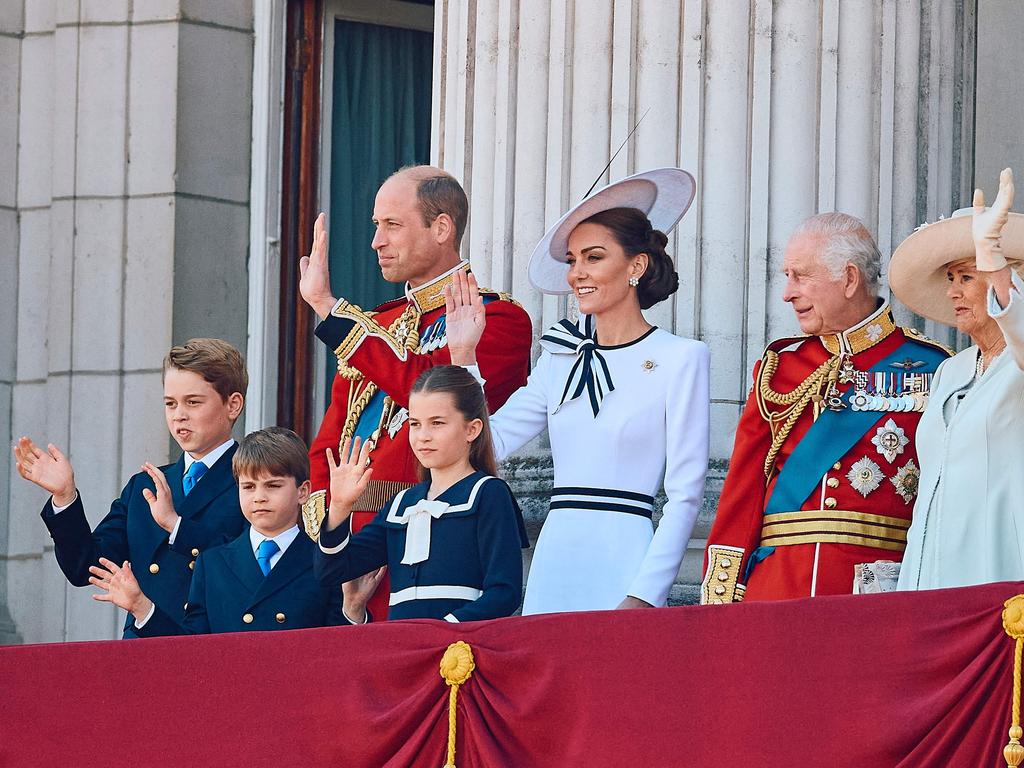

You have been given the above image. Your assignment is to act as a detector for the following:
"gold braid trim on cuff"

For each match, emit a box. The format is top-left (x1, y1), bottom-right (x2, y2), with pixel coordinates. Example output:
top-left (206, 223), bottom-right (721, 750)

top-left (302, 490), bottom-right (327, 540)
top-left (700, 545), bottom-right (745, 604)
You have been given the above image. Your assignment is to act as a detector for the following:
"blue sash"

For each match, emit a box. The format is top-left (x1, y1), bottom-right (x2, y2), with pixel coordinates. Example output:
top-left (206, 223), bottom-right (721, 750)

top-left (763, 340), bottom-right (947, 516)
top-left (350, 296), bottom-right (498, 441)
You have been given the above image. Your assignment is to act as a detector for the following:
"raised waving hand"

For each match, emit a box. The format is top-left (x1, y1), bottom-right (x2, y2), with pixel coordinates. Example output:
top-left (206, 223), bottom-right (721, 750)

top-left (325, 437), bottom-right (374, 531)
top-left (13, 436), bottom-right (77, 507)
top-left (444, 269), bottom-right (487, 366)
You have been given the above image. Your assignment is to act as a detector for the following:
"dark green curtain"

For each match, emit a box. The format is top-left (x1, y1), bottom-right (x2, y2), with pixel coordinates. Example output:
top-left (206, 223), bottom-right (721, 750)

top-left (327, 19), bottom-right (432, 397)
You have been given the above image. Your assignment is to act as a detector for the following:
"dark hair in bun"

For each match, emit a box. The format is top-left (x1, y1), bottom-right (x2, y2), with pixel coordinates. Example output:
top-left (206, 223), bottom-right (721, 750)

top-left (577, 207), bottom-right (679, 309)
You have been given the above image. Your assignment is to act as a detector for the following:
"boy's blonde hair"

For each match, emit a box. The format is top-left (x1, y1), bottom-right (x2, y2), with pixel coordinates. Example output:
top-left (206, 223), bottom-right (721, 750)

top-left (232, 427), bottom-right (309, 484)
top-left (163, 338), bottom-right (248, 403)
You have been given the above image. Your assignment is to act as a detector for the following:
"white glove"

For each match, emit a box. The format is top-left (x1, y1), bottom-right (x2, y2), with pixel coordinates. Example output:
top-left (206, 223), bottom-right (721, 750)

top-left (972, 167), bottom-right (1015, 272)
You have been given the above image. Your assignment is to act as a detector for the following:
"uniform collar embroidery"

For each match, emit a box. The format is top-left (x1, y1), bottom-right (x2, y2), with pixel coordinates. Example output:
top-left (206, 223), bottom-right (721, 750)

top-left (820, 302), bottom-right (897, 356)
top-left (406, 261), bottom-right (471, 313)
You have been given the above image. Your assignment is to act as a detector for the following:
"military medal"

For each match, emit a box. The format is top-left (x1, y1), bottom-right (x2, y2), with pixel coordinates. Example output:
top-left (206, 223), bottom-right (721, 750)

top-left (838, 356), bottom-right (857, 385)
top-left (850, 392), bottom-right (871, 410)
top-left (850, 369), bottom-right (933, 412)
top-left (387, 407), bottom-right (410, 439)
top-left (890, 458), bottom-right (920, 504)
top-left (847, 456), bottom-right (884, 497)
top-left (872, 418), bottom-right (908, 463)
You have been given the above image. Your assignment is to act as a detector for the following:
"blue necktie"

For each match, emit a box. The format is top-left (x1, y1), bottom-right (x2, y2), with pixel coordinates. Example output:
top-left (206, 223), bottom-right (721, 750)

top-left (256, 539), bottom-right (280, 577)
top-left (182, 461), bottom-right (208, 496)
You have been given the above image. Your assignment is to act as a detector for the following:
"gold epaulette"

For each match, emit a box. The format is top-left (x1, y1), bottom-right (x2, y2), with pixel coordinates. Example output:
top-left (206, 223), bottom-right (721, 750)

top-left (762, 334), bottom-right (812, 356)
top-left (902, 327), bottom-right (954, 357)
top-left (302, 490), bottom-right (327, 540)
top-left (478, 288), bottom-right (523, 309)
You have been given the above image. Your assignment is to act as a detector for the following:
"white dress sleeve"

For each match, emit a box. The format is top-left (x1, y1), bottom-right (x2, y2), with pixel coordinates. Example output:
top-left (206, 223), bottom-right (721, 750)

top-left (626, 341), bottom-right (711, 606)
top-left (989, 270), bottom-right (1024, 372)
top-left (489, 350), bottom-right (553, 462)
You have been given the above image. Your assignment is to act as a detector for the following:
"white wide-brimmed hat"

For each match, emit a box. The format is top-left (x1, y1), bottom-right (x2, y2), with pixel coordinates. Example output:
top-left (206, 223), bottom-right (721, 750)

top-left (888, 207), bottom-right (1024, 326)
top-left (527, 167), bottom-right (696, 295)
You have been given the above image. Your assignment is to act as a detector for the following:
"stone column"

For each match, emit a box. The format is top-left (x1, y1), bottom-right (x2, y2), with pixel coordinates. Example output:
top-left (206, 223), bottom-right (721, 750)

top-left (1, 0), bottom-right (253, 644)
top-left (432, 0), bottom-right (975, 601)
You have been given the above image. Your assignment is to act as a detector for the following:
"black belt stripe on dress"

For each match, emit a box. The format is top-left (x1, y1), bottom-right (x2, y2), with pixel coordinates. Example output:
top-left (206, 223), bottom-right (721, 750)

top-left (549, 487), bottom-right (655, 519)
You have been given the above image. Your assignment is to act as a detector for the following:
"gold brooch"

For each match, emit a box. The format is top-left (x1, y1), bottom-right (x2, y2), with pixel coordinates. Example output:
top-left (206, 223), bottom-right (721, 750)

top-left (642, 360), bottom-right (657, 371)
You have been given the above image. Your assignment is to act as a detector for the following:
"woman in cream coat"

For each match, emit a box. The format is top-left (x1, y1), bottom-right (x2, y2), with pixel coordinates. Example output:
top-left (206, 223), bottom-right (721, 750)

top-left (889, 168), bottom-right (1024, 590)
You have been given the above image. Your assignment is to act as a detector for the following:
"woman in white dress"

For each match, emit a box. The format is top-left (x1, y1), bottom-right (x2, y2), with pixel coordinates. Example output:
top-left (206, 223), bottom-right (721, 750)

top-left (889, 168), bottom-right (1024, 590)
top-left (445, 168), bottom-right (710, 614)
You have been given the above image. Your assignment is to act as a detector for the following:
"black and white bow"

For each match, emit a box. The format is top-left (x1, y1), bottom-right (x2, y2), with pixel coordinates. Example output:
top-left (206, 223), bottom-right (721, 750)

top-left (540, 316), bottom-right (615, 417)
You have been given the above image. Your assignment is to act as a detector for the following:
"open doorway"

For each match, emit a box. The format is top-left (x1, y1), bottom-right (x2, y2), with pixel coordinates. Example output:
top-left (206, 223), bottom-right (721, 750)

top-left (316, 0), bottom-right (435, 411)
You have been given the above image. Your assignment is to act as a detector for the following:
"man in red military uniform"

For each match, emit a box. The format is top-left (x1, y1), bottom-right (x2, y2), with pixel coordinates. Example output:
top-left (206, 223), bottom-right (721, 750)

top-left (299, 166), bottom-right (532, 620)
top-left (701, 213), bottom-right (950, 603)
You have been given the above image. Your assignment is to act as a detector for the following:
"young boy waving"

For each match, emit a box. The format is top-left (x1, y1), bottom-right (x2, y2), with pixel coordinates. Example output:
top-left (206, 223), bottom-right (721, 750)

top-left (90, 428), bottom-right (379, 633)
top-left (13, 339), bottom-right (249, 638)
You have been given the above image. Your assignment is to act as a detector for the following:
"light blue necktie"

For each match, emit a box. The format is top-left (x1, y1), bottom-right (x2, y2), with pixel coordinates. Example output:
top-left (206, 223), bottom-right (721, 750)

top-left (182, 460), bottom-right (208, 496)
top-left (256, 539), bottom-right (280, 577)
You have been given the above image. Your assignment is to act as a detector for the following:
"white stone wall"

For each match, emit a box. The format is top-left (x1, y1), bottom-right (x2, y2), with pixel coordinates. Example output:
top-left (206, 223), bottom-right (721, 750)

top-left (0, 0), bottom-right (253, 644)
top-left (433, 0), bottom-right (974, 461)
top-left (430, 0), bottom-right (976, 595)
top-left (0, 0), bottom-right (991, 640)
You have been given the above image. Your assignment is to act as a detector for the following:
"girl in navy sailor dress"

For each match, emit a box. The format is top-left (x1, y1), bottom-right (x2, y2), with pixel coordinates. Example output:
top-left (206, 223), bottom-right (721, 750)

top-left (314, 365), bottom-right (528, 622)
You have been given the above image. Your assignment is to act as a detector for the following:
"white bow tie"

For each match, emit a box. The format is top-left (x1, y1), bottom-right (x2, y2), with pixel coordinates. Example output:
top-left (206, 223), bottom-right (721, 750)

top-left (399, 498), bottom-right (451, 565)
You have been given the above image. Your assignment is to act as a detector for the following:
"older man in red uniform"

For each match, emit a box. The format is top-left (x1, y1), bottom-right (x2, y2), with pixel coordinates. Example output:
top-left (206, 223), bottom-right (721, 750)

top-left (702, 213), bottom-right (949, 603)
top-left (299, 166), bottom-right (532, 620)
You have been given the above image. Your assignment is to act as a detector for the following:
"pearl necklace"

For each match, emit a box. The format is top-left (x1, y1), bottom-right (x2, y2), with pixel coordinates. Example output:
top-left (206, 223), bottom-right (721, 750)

top-left (975, 341), bottom-right (1007, 378)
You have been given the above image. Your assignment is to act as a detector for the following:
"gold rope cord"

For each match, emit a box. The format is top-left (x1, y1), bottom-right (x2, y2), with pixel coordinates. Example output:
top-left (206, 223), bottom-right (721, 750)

top-left (755, 351), bottom-right (840, 478)
top-left (341, 381), bottom-right (379, 444)
top-left (336, 303), bottom-right (422, 446)
top-left (1003, 595), bottom-right (1024, 767)
top-left (439, 641), bottom-right (475, 768)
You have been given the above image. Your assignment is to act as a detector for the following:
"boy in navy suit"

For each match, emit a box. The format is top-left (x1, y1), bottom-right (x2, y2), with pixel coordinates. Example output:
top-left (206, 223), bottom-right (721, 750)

top-left (13, 338), bottom-right (249, 638)
top-left (89, 427), bottom-right (380, 633)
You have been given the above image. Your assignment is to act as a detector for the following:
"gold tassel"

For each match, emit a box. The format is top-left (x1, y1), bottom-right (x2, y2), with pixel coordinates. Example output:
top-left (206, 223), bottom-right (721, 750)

top-left (439, 641), bottom-right (475, 768)
top-left (1002, 595), bottom-right (1024, 767)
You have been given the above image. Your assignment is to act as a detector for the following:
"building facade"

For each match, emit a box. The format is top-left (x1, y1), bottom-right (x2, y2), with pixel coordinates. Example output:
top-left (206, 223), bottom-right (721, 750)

top-left (0, 0), bottom-right (1013, 643)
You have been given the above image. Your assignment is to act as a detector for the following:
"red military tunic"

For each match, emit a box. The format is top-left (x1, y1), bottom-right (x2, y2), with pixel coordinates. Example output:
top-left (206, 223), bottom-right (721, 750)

top-left (701, 303), bottom-right (950, 603)
top-left (304, 261), bottom-right (532, 620)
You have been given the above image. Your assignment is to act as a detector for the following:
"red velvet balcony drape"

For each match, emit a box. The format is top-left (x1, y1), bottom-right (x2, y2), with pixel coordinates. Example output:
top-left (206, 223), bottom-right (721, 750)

top-left (1, 581), bottom-right (1018, 767)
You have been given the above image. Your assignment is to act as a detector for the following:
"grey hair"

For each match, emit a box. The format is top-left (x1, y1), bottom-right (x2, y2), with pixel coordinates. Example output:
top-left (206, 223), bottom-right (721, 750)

top-left (791, 212), bottom-right (882, 295)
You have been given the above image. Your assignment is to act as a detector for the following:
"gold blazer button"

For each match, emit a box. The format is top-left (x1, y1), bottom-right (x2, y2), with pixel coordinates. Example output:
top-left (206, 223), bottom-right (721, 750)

top-left (149, 563), bottom-right (159, 574)
top-left (826, 477), bottom-right (840, 488)
top-left (191, 548), bottom-right (200, 557)
top-left (242, 613), bottom-right (254, 624)
top-left (276, 613), bottom-right (286, 623)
